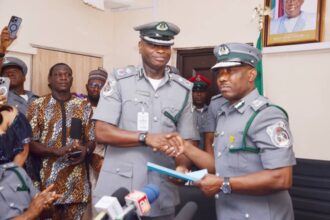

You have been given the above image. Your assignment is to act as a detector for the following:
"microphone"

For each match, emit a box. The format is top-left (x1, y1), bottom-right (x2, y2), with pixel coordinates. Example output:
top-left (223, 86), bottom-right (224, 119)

top-left (94, 187), bottom-right (130, 220)
top-left (115, 184), bottom-right (160, 220)
top-left (174, 201), bottom-right (198, 220)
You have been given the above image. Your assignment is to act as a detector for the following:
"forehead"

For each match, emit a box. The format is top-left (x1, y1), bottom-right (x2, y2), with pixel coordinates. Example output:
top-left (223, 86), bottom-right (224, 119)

top-left (2, 66), bottom-right (23, 74)
top-left (88, 78), bottom-right (104, 84)
top-left (217, 65), bottom-right (250, 73)
top-left (52, 65), bottom-right (72, 74)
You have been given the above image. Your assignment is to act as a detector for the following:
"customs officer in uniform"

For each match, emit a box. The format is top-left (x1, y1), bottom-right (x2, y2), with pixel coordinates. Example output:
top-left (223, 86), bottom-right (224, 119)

top-left (93, 21), bottom-right (199, 220)
top-left (189, 74), bottom-right (210, 150)
top-left (194, 43), bottom-right (296, 220)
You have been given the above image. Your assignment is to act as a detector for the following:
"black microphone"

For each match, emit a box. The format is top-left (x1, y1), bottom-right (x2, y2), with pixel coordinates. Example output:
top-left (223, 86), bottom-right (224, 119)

top-left (174, 201), bottom-right (198, 220)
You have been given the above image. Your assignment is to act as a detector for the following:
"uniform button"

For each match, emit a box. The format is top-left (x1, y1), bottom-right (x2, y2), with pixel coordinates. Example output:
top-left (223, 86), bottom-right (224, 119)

top-left (155, 93), bottom-right (159, 98)
top-left (0, 186), bottom-right (3, 191)
top-left (217, 152), bottom-right (221, 158)
top-left (116, 168), bottom-right (120, 173)
top-left (153, 117), bottom-right (158, 122)
top-left (212, 143), bottom-right (215, 148)
top-left (216, 173), bottom-right (219, 176)
top-left (9, 202), bottom-right (15, 207)
top-left (220, 131), bottom-right (225, 136)
top-left (245, 213), bottom-right (250, 218)
top-left (229, 145), bottom-right (234, 149)
top-left (214, 132), bottom-right (219, 137)
top-left (214, 194), bottom-right (219, 199)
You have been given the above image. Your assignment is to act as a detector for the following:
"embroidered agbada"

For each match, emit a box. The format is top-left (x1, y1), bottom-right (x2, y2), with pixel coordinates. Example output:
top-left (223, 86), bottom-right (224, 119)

top-left (27, 94), bottom-right (95, 204)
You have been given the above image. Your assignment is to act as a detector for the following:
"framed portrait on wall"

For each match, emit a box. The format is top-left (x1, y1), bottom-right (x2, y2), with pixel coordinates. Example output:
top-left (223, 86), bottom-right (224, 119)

top-left (263, 0), bottom-right (324, 46)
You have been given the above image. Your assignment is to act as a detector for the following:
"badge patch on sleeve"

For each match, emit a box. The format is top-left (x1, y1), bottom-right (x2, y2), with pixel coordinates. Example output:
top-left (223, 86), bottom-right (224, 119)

top-left (266, 121), bottom-right (291, 148)
top-left (102, 79), bottom-right (116, 97)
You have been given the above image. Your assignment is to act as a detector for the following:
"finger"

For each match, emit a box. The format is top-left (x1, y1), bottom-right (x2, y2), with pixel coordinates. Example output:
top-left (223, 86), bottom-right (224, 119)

top-left (43, 184), bottom-right (55, 193)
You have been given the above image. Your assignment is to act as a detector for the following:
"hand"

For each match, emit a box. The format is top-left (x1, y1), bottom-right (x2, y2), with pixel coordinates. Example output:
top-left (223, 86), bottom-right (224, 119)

top-left (165, 133), bottom-right (184, 157)
top-left (168, 165), bottom-right (190, 185)
top-left (0, 94), bottom-right (7, 105)
top-left (67, 142), bottom-right (87, 166)
top-left (54, 144), bottom-right (74, 157)
top-left (145, 132), bottom-right (183, 157)
top-left (194, 174), bottom-right (222, 197)
top-left (0, 27), bottom-right (15, 53)
top-left (27, 184), bottom-right (61, 217)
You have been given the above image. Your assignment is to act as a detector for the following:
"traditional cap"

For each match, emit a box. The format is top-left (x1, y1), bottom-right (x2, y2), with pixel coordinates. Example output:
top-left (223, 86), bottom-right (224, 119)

top-left (1, 57), bottom-right (28, 76)
top-left (134, 21), bottom-right (180, 46)
top-left (88, 67), bottom-right (108, 81)
top-left (211, 43), bottom-right (262, 70)
top-left (189, 74), bottom-right (211, 92)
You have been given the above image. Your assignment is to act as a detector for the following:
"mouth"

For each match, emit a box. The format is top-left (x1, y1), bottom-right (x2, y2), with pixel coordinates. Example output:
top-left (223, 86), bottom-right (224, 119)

top-left (154, 57), bottom-right (166, 62)
top-left (220, 85), bottom-right (231, 92)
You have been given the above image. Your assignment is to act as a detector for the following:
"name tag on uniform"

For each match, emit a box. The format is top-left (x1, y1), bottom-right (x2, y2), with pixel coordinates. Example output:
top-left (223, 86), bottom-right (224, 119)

top-left (137, 111), bottom-right (149, 131)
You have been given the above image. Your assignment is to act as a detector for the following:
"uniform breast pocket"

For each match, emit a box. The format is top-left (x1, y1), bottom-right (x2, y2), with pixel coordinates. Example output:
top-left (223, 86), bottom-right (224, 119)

top-left (122, 96), bottom-right (150, 130)
top-left (0, 182), bottom-right (31, 213)
top-left (161, 105), bottom-right (180, 131)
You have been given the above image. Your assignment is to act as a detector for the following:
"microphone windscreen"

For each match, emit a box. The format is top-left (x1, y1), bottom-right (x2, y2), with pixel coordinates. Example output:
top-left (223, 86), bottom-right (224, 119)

top-left (141, 184), bottom-right (159, 204)
top-left (111, 187), bottom-right (130, 207)
top-left (70, 118), bottom-right (82, 140)
top-left (174, 201), bottom-right (198, 220)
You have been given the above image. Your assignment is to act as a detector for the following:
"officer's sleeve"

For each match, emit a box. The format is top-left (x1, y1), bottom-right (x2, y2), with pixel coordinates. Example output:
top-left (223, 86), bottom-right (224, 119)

top-left (250, 107), bottom-right (296, 169)
top-left (92, 74), bottom-right (122, 125)
top-left (177, 90), bottom-right (200, 140)
top-left (203, 100), bottom-right (217, 132)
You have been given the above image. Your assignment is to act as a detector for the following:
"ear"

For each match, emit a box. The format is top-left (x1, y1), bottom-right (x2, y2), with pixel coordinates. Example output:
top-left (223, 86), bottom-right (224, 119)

top-left (138, 41), bottom-right (143, 54)
top-left (248, 68), bottom-right (257, 82)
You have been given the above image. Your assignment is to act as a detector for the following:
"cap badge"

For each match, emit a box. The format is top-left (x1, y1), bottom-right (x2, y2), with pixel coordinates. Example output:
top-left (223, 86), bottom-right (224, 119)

top-left (218, 45), bottom-right (230, 56)
top-left (156, 22), bottom-right (169, 31)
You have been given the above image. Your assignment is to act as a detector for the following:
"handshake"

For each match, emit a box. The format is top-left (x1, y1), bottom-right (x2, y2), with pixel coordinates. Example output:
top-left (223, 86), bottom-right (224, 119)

top-left (144, 132), bottom-right (186, 158)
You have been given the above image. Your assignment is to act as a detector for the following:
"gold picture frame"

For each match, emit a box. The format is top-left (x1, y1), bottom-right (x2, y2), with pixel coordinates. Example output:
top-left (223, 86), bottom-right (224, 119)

top-left (264, 0), bottom-right (324, 46)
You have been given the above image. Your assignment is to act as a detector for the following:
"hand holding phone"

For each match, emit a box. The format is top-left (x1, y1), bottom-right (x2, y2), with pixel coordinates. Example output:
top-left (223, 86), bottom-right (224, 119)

top-left (68, 150), bottom-right (82, 159)
top-left (8, 16), bottom-right (22, 39)
top-left (0, 77), bottom-right (10, 99)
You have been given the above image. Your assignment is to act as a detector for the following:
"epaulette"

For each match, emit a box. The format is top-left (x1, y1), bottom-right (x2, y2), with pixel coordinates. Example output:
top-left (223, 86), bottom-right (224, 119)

top-left (113, 65), bottom-right (138, 80)
top-left (250, 96), bottom-right (269, 111)
top-left (1, 162), bottom-right (18, 170)
top-left (211, 94), bottom-right (223, 100)
top-left (171, 74), bottom-right (193, 90)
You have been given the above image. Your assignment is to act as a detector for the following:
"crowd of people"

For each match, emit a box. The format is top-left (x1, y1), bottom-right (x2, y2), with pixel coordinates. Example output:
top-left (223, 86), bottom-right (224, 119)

top-left (0, 20), bottom-right (296, 220)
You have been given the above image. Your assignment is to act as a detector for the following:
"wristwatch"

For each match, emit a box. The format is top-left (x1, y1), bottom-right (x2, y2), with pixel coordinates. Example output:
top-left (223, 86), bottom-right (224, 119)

top-left (220, 177), bottom-right (231, 194)
top-left (138, 132), bottom-right (148, 145)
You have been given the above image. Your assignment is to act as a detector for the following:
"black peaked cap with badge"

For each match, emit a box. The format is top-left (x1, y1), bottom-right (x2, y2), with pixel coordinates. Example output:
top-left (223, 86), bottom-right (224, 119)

top-left (211, 43), bottom-right (262, 70)
top-left (134, 21), bottom-right (180, 46)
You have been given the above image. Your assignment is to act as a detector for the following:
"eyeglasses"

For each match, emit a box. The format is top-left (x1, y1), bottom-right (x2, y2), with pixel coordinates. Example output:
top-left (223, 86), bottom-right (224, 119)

top-left (88, 82), bottom-right (104, 89)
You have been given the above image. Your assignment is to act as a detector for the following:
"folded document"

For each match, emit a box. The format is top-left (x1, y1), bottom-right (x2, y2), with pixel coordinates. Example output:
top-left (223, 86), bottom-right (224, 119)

top-left (147, 162), bottom-right (208, 182)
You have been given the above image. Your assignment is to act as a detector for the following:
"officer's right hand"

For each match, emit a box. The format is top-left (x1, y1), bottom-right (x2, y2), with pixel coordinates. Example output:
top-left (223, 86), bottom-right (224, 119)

top-left (145, 133), bottom-right (182, 157)
top-left (25, 184), bottom-right (61, 219)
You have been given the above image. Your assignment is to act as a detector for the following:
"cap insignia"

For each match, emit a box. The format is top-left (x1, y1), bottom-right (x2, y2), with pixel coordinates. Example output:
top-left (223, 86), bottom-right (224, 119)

top-left (218, 45), bottom-right (230, 56)
top-left (156, 22), bottom-right (169, 31)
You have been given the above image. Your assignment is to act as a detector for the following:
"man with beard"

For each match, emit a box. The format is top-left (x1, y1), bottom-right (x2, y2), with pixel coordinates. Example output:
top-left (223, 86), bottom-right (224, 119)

top-left (27, 63), bottom-right (95, 219)
top-left (92, 21), bottom-right (199, 220)
top-left (85, 68), bottom-right (108, 110)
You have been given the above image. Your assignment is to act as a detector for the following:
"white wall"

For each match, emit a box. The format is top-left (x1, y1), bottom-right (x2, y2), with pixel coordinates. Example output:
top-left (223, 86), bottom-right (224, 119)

top-left (0, 0), bottom-right (115, 85)
top-left (1, 0), bottom-right (329, 160)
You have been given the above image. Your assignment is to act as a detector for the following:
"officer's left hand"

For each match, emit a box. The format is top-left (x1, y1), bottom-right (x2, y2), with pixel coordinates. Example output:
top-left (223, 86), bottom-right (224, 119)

top-left (167, 165), bottom-right (189, 185)
top-left (194, 174), bottom-right (222, 197)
